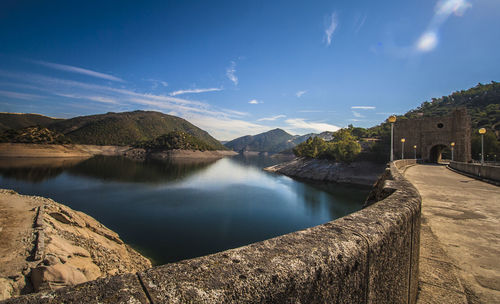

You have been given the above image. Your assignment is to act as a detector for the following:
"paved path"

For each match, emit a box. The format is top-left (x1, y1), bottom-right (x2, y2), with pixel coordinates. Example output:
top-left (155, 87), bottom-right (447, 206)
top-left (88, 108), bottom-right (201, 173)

top-left (405, 164), bottom-right (500, 303)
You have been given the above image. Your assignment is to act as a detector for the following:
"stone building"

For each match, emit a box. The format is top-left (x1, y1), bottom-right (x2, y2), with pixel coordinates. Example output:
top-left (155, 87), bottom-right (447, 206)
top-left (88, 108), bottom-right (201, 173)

top-left (393, 108), bottom-right (471, 162)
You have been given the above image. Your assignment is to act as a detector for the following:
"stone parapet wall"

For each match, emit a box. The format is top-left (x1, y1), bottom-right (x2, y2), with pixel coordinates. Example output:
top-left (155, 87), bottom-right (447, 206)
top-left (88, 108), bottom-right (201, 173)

top-left (1, 161), bottom-right (421, 304)
top-left (449, 161), bottom-right (500, 182)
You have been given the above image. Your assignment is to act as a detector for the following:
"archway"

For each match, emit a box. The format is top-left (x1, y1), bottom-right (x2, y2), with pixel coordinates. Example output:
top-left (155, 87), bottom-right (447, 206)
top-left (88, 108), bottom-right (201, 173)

top-left (429, 144), bottom-right (449, 163)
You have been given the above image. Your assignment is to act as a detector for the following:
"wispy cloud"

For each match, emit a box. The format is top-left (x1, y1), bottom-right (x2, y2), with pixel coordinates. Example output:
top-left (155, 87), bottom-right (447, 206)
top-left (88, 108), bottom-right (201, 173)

top-left (145, 78), bottom-right (168, 89)
top-left (354, 13), bottom-right (367, 33)
top-left (54, 93), bottom-right (119, 104)
top-left (226, 61), bottom-right (238, 85)
top-left (0, 68), bottom-right (268, 140)
top-left (415, 0), bottom-right (471, 53)
top-left (30, 60), bottom-right (125, 82)
top-left (248, 99), bottom-right (262, 104)
top-left (285, 118), bottom-right (340, 133)
top-left (324, 12), bottom-right (338, 46)
top-left (296, 90), bottom-right (307, 98)
top-left (351, 106), bottom-right (375, 110)
top-left (0, 90), bottom-right (42, 100)
top-left (352, 111), bottom-right (364, 118)
top-left (169, 87), bottom-right (222, 96)
top-left (257, 115), bottom-right (286, 122)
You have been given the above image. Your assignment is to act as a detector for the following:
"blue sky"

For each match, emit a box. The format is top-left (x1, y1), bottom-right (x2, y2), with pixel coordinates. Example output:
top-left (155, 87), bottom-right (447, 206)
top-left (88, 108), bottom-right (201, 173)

top-left (0, 0), bottom-right (499, 140)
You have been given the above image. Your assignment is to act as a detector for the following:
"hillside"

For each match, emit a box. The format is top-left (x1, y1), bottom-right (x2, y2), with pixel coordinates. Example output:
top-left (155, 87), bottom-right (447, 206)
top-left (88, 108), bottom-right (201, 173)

top-left (136, 131), bottom-right (222, 151)
top-left (405, 81), bottom-right (500, 133)
top-left (0, 113), bottom-right (61, 131)
top-left (0, 126), bottom-right (70, 144)
top-left (46, 111), bottom-right (226, 149)
top-left (224, 128), bottom-right (295, 153)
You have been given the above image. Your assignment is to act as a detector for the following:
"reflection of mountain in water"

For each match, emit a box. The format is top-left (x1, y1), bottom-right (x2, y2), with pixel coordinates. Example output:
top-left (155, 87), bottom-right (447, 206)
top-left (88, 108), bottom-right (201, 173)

top-left (68, 155), bottom-right (217, 184)
top-left (0, 157), bottom-right (87, 182)
top-left (231, 154), bottom-right (293, 169)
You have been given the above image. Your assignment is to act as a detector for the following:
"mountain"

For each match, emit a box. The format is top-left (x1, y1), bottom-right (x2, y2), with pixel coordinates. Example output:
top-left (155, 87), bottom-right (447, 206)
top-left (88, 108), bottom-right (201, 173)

top-left (47, 110), bottom-right (226, 148)
top-left (224, 128), bottom-right (295, 153)
top-left (224, 129), bottom-right (337, 154)
top-left (0, 126), bottom-right (70, 144)
top-left (0, 113), bottom-right (61, 131)
top-left (0, 110), bottom-right (226, 149)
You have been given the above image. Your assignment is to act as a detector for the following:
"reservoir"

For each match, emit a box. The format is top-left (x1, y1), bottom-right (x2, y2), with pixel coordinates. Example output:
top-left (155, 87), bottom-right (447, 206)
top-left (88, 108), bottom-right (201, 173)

top-left (0, 155), bottom-right (370, 265)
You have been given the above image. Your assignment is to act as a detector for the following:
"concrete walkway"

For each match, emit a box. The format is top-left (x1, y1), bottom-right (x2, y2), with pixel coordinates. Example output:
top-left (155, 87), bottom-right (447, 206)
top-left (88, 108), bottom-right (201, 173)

top-left (405, 164), bottom-right (500, 303)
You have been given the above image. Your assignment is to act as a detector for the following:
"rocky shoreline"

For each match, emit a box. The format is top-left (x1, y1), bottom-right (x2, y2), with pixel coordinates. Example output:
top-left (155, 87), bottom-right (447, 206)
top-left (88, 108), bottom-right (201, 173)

top-left (0, 143), bottom-right (237, 160)
top-left (0, 189), bottom-right (151, 301)
top-left (264, 157), bottom-right (386, 186)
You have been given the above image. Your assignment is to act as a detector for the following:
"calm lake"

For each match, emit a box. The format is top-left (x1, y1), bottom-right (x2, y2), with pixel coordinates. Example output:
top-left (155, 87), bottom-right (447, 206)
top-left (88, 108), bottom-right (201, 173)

top-left (0, 155), bottom-right (370, 265)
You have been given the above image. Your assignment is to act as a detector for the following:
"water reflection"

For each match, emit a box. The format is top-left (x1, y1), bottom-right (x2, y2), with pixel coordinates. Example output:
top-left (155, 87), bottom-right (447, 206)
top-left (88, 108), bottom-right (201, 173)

top-left (68, 156), bottom-right (217, 184)
top-left (0, 155), bottom-right (369, 265)
top-left (0, 157), bottom-right (88, 182)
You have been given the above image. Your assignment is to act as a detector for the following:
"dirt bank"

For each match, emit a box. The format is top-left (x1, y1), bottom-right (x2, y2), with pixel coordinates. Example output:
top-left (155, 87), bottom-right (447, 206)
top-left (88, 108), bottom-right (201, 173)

top-left (264, 157), bottom-right (385, 186)
top-left (0, 143), bottom-right (130, 158)
top-left (0, 189), bottom-right (151, 301)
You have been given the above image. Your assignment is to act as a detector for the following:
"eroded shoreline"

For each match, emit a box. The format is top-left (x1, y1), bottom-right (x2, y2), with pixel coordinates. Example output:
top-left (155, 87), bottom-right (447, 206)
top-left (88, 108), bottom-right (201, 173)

top-left (0, 189), bottom-right (151, 300)
top-left (264, 157), bottom-right (386, 186)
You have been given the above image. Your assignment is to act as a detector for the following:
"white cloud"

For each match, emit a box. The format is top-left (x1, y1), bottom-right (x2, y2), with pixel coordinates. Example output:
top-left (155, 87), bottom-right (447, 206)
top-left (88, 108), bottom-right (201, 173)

top-left (416, 31), bottom-right (438, 52)
top-left (226, 61), bottom-right (238, 85)
top-left (284, 118), bottom-right (340, 134)
top-left (324, 12), bottom-right (338, 46)
top-left (352, 111), bottom-right (364, 118)
top-left (30, 60), bottom-right (124, 82)
top-left (351, 106), bottom-right (375, 110)
top-left (169, 87), bottom-right (222, 96)
top-left (248, 99), bottom-right (262, 104)
top-left (257, 115), bottom-right (286, 122)
top-left (296, 90), bottom-right (307, 98)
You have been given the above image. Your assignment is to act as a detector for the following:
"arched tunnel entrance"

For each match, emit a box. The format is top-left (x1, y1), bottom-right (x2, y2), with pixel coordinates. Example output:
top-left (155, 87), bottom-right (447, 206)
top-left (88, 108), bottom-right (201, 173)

top-left (429, 144), bottom-right (451, 163)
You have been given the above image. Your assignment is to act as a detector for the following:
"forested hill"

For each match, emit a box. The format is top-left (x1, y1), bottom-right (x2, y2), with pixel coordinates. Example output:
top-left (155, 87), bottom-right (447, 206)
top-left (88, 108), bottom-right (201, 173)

top-left (405, 81), bottom-right (500, 134)
top-left (0, 113), bottom-right (61, 131)
top-left (224, 128), bottom-right (295, 153)
top-left (0, 111), bottom-right (226, 150)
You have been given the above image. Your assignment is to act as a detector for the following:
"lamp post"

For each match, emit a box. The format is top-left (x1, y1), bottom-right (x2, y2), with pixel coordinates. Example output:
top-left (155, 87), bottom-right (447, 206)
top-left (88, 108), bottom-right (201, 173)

top-left (450, 142), bottom-right (455, 161)
top-left (388, 115), bottom-right (397, 161)
top-left (413, 145), bottom-right (417, 160)
top-left (479, 128), bottom-right (486, 165)
top-left (401, 138), bottom-right (406, 159)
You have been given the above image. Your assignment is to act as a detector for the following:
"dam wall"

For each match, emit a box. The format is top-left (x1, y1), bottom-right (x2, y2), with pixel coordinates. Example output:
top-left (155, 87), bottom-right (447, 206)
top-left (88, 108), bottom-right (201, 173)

top-left (2, 160), bottom-right (421, 304)
top-left (449, 161), bottom-right (500, 183)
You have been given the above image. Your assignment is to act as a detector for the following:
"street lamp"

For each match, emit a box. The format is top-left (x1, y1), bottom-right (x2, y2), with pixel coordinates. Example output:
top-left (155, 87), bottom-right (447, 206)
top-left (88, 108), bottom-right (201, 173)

top-left (479, 128), bottom-right (486, 165)
top-left (450, 142), bottom-right (455, 161)
top-left (388, 115), bottom-right (397, 161)
top-left (401, 138), bottom-right (406, 159)
top-left (413, 145), bottom-right (417, 160)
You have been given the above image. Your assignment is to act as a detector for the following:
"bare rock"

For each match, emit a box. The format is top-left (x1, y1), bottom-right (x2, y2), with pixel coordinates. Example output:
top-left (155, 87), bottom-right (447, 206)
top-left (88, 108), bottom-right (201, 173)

top-left (30, 263), bottom-right (87, 292)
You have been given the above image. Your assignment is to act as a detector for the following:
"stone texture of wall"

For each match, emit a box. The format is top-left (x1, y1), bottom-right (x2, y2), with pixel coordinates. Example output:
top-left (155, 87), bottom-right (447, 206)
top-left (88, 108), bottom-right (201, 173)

top-left (1, 161), bottom-right (421, 304)
top-left (449, 161), bottom-right (500, 182)
top-left (393, 109), bottom-right (471, 162)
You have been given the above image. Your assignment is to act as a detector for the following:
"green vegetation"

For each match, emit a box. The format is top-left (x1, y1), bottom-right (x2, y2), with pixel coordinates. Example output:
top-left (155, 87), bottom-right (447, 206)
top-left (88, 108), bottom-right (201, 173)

top-left (224, 128), bottom-right (295, 153)
top-left (293, 129), bottom-right (361, 163)
top-left (136, 131), bottom-right (221, 151)
top-left (0, 113), bottom-right (61, 131)
top-left (48, 111), bottom-right (226, 148)
top-left (0, 126), bottom-right (70, 144)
